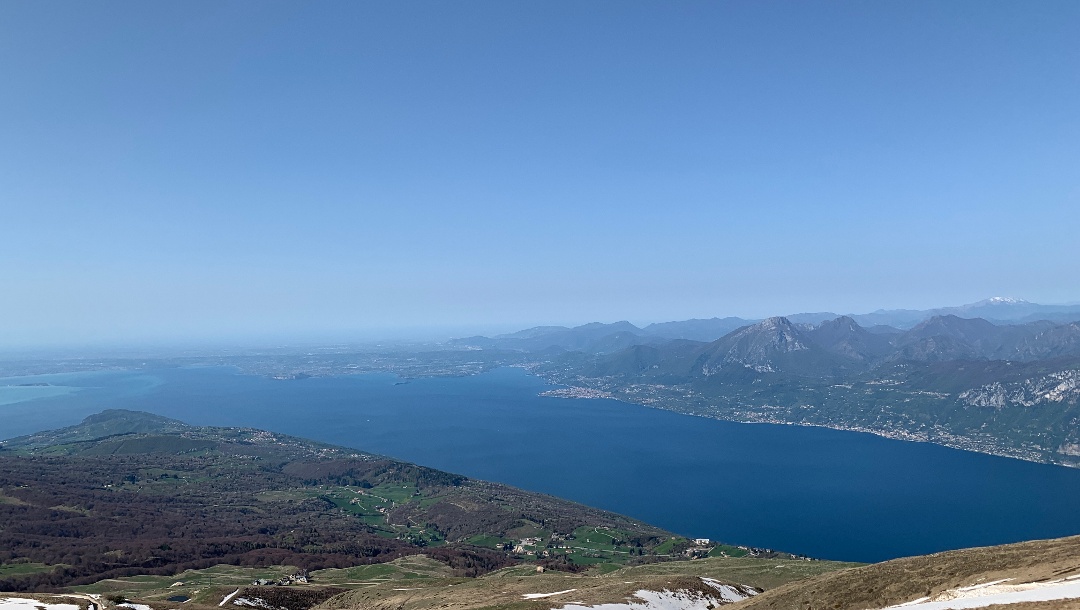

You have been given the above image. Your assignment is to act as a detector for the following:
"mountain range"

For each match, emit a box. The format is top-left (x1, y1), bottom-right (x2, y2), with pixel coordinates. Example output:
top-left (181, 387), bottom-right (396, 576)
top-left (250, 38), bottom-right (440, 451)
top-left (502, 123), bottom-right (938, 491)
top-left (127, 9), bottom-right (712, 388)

top-left (446, 299), bottom-right (1080, 468)
top-left (451, 298), bottom-right (1080, 353)
top-left (678, 314), bottom-right (1080, 378)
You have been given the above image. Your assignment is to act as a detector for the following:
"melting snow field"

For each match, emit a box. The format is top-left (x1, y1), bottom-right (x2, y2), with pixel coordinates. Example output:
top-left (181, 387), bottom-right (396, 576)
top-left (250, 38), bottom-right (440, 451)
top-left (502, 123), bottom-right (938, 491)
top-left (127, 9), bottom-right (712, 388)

top-left (523, 590), bottom-right (578, 599)
top-left (0, 599), bottom-right (80, 610)
top-left (700, 578), bottom-right (756, 603)
top-left (882, 575), bottom-right (1080, 610)
top-left (218, 589), bottom-right (240, 607)
top-left (555, 590), bottom-right (729, 610)
top-left (231, 598), bottom-right (277, 609)
top-left (551, 578), bottom-right (757, 610)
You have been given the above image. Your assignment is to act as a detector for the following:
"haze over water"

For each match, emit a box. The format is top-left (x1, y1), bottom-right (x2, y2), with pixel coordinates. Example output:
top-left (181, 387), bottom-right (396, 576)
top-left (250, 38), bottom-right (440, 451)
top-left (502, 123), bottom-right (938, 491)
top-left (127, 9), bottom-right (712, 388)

top-left (4, 365), bottom-right (1080, 563)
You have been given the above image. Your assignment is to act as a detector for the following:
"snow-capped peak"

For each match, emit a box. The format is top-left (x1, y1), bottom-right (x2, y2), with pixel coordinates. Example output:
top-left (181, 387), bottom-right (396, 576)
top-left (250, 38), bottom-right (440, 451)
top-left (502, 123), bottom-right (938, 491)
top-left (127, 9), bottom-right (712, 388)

top-left (968, 296), bottom-right (1029, 307)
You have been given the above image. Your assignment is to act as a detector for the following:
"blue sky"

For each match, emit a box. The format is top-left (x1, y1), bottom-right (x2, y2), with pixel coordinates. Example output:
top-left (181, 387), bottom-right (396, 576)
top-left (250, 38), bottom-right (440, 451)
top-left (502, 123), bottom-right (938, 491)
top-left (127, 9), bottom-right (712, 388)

top-left (2, 1), bottom-right (1078, 346)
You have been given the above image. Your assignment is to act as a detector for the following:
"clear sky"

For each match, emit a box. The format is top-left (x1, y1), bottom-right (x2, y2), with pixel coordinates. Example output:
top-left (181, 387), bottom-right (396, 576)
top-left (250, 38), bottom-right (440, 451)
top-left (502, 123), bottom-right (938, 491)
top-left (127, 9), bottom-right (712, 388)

top-left (2, 1), bottom-right (1078, 347)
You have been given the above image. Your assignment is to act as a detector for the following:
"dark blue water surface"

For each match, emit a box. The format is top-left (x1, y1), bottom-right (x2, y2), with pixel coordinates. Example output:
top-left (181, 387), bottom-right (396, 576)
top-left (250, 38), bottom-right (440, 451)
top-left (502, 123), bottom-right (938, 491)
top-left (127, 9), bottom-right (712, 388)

top-left (4, 365), bottom-right (1080, 563)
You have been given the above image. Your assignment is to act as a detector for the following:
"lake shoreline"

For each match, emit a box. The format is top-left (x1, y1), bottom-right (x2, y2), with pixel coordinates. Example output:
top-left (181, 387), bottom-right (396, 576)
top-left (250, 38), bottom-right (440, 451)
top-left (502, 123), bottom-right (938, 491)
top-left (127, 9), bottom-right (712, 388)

top-left (4, 365), bottom-right (1080, 562)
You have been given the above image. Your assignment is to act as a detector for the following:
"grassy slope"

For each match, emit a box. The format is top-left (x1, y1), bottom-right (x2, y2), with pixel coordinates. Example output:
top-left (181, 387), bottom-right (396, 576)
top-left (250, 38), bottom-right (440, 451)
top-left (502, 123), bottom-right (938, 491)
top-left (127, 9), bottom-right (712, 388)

top-left (739, 535), bottom-right (1080, 610)
top-left (19, 555), bottom-right (851, 610)
top-left (317, 556), bottom-right (857, 610)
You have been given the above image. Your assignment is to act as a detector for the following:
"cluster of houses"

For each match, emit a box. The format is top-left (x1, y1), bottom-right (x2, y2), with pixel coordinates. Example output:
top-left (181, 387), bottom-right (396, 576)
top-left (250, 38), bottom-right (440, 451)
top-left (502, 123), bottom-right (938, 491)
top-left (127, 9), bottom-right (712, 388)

top-left (512, 537), bottom-right (545, 554)
top-left (348, 496), bottom-right (390, 514)
top-left (251, 571), bottom-right (309, 586)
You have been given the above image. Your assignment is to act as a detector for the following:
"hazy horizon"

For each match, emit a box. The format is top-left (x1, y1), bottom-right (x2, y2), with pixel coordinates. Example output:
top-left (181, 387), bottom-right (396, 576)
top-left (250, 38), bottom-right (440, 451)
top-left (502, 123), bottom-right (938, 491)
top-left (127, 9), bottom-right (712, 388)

top-left (3, 2), bottom-right (1078, 348)
top-left (2, 294), bottom-right (1077, 354)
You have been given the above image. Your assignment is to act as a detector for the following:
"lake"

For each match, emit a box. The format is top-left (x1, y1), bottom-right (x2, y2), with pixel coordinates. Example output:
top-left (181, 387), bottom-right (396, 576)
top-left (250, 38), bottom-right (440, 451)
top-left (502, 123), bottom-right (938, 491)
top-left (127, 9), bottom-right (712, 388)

top-left (4, 365), bottom-right (1080, 563)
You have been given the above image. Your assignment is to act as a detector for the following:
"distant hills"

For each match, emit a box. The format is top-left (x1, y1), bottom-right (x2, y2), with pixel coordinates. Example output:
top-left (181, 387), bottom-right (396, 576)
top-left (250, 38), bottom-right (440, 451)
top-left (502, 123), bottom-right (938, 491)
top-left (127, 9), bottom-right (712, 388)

top-left (452, 319), bottom-right (746, 352)
top-left (564, 314), bottom-right (1080, 387)
top-left (446, 299), bottom-right (1080, 468)
top-left (451, 298), bottom-right (1080, 354)
top-left (683, 314), bottom-right (1080, 377)
top-left (450, 296), bottom-right (1080, 382)
top-left (782, 296), bottom-right (1080, 329)
top-left (5, 409), bottom-right (191, 448)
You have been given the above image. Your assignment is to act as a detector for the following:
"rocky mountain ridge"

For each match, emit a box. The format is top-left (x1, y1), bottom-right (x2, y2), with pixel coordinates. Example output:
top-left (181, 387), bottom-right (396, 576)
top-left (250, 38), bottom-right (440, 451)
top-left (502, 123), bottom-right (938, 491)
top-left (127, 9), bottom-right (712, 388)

top-left (451, 298), bottom-right (1080, 355)
top-left (525, 312), bottom-right (1080, 467)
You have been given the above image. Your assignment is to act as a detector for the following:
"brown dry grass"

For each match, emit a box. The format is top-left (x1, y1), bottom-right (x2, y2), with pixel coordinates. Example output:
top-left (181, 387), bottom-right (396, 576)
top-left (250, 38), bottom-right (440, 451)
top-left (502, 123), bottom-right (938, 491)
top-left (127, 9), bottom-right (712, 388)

top-left (319, 574), bottom-right (721, 610)
top-left (736, 535), bottom-right (1080, 610)
top-left (316, 556), bottom-right (854, 610)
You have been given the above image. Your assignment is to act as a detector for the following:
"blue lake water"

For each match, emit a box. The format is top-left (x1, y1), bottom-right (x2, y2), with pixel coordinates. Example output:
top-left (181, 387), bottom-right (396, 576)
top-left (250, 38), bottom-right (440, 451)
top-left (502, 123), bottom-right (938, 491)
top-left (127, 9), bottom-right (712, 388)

top-left (4, 365), bottom-right (1080, 563)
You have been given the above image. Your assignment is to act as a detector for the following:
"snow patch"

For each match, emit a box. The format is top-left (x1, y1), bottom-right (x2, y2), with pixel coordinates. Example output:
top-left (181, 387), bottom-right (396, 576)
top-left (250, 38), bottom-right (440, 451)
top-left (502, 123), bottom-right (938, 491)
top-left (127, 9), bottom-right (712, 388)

top-left (218, 590), bottom-right (240, 607)
top-left (700, 578), bottom-right (758, 603)
top-left (118, 604), bottom-right (152, 610)
top-left (230, 598), bottom-right (281, 610)
top-left (0, 599), bottom-right (81, 610)
top-left (891, 597), bottom-right (930, 608)
top-left (523, 590), bottom-right (577, 599)
top-left (554, 585), bottom-right (749, 610)
top-left (879, 576), bottom-right (1080, 610)
top-left (953, 579), bottom-right (1012, 592)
